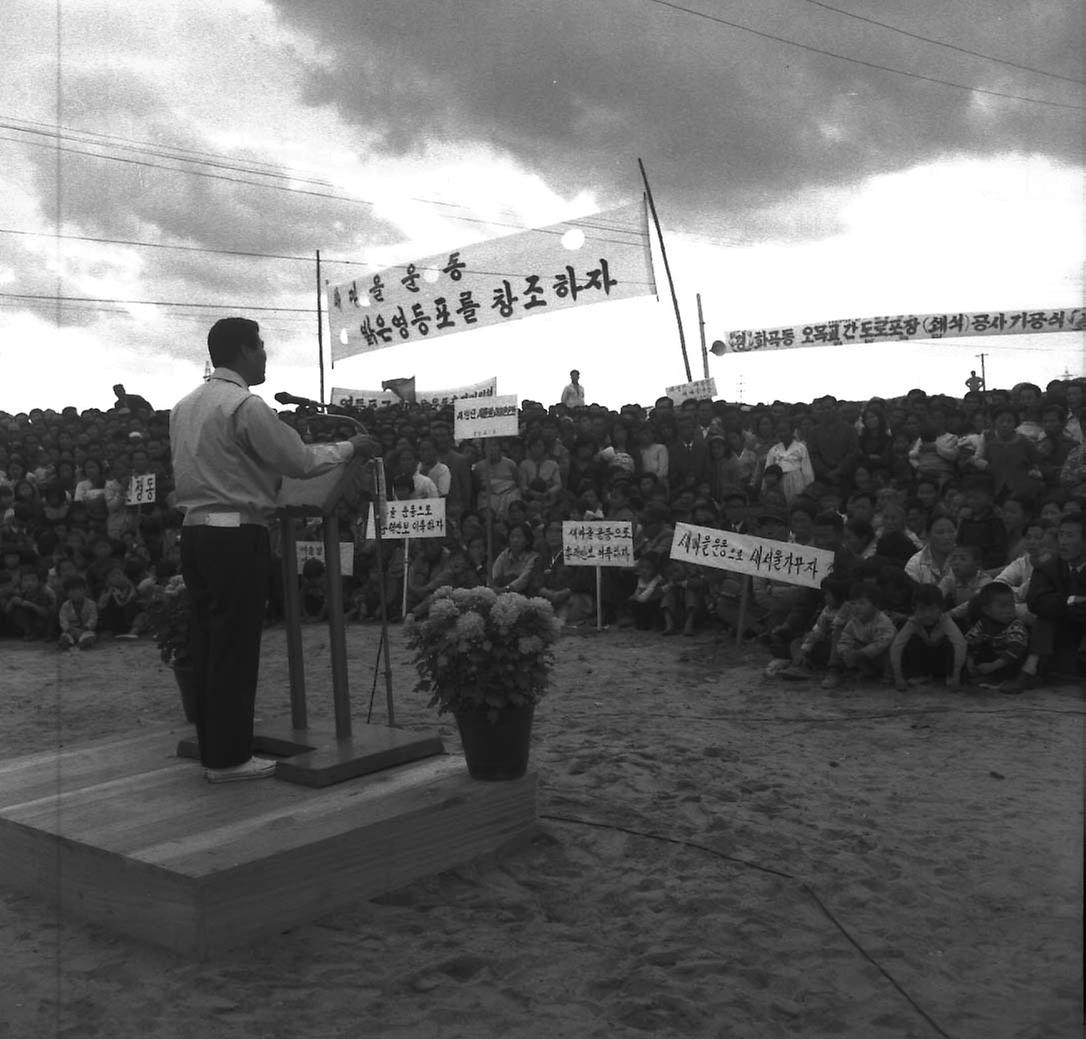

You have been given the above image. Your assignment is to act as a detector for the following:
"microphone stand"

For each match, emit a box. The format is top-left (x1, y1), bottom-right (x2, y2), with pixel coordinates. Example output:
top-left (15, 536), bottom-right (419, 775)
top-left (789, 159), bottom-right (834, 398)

top-left (290, 407), bottom-right (396, 727)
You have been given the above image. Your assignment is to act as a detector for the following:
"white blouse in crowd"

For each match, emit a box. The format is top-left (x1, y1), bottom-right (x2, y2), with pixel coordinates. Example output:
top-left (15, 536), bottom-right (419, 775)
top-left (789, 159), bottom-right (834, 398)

top-left (903, 545), bottom-right (953, 586)
top-left (994, 554), bottom-right (1034, 603)
top-left (639, 443), bottom-right (669, 479)
top-left (416, 461), bottom-right (451, 496)
top-left (73, 479), bottom-right (107, 503)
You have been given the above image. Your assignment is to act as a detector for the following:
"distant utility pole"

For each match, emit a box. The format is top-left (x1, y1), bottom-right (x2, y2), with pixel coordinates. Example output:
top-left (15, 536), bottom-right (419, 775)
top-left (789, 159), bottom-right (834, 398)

top-left (975, 352), bottom-right (988, 391)
top-left (203, 359), bottom-right (211, 382)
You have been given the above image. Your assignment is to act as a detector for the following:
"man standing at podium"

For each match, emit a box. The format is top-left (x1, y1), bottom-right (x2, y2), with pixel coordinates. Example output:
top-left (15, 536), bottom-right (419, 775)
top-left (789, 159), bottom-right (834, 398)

top-left (171, 317), bottom-right (378, 783)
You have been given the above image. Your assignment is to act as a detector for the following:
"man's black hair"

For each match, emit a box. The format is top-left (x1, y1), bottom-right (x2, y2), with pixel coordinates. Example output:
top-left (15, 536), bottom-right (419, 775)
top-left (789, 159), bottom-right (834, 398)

top-left (207, 317), bottom-right (260, 368)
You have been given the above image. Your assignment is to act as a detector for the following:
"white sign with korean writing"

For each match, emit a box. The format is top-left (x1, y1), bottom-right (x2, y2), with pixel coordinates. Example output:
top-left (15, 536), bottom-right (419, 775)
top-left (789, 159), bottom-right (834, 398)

top-left (367, 497), bottom-right (446, 539)
top-left (721, 307), bottom-right (1085, 354)
top-left (328, 201), bottom-right (656, 360)
top-left (665, 377), bottom-right (717, 404)
top-left (670, 523), bottom-right (834, 590)
top-left (126, 473), bottom-right (156, 506)
top-left (296, 541), bottom-right (355, 577)
top-left (330, 377), bottom-right (498, 410)
top-left (454, 395), bottom-right (519, 441)
top-left (562, 521), bottom-right (634, 567)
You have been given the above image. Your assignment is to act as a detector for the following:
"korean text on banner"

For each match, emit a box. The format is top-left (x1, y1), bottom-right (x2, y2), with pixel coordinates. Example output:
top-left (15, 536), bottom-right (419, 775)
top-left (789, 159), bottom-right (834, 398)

top-left (328, 387), bottom-right (399, 409)
top-left (721, 307), bottom-right (1085, 354)
top-left (295, 541), bottom-right (355, 578)
top-left (562, 521), bottom-right (634, 567)
top-left (330, 377), bottom-right (497, 411)
top-left (670, 522), bottom-right (834, 589)
top-left (665, 377), bottom-right (717, 404)
top-left (126, 473), bottom-right (156, 506)
top-left (327, 201), bottom-right (656, 361)
top-left (367, 498), bottom-right (446, 539)
top-left (454, 395), bottom-right (519, 441)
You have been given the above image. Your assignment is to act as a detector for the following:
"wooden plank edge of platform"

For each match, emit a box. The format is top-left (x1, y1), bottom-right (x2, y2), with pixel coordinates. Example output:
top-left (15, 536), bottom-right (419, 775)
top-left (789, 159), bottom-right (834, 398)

top-left (0, 815), bottom-right (199, 953)
top-left (192, 772), bottom-right (539, 958)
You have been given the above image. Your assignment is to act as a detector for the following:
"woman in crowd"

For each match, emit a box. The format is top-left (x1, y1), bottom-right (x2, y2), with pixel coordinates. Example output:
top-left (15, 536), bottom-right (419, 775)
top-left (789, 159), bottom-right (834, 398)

top-left (473, 439), bottom-right (523, 520)
top-left (904, 513), bottom-right (959, 585)
top-left (762, 420), bottom-right (815, 505)
top-left (491, 521), bottom-right (538, 593)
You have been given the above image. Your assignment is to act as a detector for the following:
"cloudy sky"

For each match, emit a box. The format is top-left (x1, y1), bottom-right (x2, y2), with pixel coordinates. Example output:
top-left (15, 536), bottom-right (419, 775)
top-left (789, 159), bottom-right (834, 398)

top-left (0, 0), bottom-right (1082, 414)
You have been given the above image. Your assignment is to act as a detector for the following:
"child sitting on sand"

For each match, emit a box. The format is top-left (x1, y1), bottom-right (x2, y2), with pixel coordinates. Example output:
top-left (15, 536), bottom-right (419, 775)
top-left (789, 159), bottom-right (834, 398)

top-left (964, 582), bottom-right (1029, 689)
top-left (57, 574), bottom-right (98, 650)
top-left (300, 556), bottom-right (328, 623)
top-left (889, 583), bottom-right (966, 691)
top-left (821, 581), bottom-right (897, 689)
top-left (938, 543), bottom-right (993, 627)
top-left (780, 577), bottom-right (851, 679)
top-left (624, 554), bottom-right (666, 631)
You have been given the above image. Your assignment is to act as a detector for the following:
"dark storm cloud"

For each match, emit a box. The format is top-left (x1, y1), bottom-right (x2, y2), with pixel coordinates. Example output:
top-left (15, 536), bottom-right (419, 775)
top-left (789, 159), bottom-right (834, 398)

top-left (24, 65), bottom-right (402, 262)
top-left (269, 0), bottom-right (1084, 234)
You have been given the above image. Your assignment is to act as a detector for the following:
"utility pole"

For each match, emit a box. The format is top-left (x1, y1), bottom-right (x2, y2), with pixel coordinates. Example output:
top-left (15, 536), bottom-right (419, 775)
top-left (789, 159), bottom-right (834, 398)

top-left (638, 159), bottom-right (692, 383)
top-left (975, 352), bottom-right (988, 391)
top-left (696, 293), bottom-right (709, 379)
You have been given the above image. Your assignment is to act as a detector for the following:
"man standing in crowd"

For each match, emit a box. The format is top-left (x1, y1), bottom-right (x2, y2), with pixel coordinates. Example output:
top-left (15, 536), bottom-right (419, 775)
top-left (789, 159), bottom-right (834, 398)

top-left (808, 395), bottom-right (859, 496)
top-left (561, 369), bottom-right (586, 411)
top-left (112, 383), bottom-right (154, 415)
top-left (171, 317), bottom-right (378, 783)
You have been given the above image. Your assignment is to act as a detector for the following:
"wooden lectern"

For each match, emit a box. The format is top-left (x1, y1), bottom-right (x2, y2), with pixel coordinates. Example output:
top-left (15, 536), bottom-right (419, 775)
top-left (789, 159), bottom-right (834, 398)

top-left (178, 456), bottom-right (444, 787)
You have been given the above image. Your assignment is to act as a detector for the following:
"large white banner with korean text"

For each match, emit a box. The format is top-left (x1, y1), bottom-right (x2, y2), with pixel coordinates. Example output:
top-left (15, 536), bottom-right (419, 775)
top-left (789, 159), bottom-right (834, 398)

top-left (330, 377), bottom-right (498, 411)
top-left (328, 201), bottom-right (655, 360)
top-left (719, 307), bottom-right (1085, 354)
top-left (670, 523), bottom-right (834, 590)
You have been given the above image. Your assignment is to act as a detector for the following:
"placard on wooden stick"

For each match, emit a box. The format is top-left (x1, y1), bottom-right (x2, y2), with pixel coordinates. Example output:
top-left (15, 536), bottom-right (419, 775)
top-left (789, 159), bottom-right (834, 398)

top-left (669, 522), bottom-right (835, 644)
top-left (453, 395), bottom-right (519, 441)
top-left (366, 498), bottom-right (446, 539)
top-left (562, 520), bottom-right (634, 629)
top-left (126, 473), bottom-right (156, 506)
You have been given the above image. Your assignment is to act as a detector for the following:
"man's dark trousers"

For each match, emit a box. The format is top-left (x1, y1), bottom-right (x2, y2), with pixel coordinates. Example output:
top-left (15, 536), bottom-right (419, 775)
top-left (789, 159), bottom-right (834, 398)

top-left (181, 524), bottom-right (271, 769)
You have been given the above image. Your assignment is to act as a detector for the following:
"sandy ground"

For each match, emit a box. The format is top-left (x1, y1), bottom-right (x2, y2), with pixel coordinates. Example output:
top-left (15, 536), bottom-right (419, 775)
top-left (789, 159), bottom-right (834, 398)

top-left (0, 620), bottom-right (1082, 1039)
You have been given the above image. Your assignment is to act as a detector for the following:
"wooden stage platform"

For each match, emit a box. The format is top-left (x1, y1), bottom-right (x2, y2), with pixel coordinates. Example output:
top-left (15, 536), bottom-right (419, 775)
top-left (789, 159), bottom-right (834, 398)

top-left (0, 727), bottom-right (538, 958)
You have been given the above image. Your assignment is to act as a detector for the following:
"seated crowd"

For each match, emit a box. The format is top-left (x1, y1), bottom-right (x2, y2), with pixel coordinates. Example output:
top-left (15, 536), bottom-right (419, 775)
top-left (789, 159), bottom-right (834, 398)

top-left (1, 378), bottom-right (1084, 693)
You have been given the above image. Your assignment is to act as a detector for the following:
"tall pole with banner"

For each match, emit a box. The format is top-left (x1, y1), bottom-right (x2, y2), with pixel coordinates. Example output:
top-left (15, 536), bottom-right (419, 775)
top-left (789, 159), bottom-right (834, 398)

top-left (638, 159), bottom-right (691, 382)
top-left (697, 293), bottom-right (709, 379)
top-left (316, 249), bottom-right (326, 404)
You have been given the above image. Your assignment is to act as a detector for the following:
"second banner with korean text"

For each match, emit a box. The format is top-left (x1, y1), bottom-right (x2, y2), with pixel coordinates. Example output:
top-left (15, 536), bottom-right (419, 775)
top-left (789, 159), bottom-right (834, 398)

top-left (328, 201), bottom-right (656, 361)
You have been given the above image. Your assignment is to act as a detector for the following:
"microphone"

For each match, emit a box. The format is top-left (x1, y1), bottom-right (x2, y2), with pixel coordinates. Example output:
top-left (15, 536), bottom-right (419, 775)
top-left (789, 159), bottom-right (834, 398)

top-left (274, 391), bottom-right (322, 408)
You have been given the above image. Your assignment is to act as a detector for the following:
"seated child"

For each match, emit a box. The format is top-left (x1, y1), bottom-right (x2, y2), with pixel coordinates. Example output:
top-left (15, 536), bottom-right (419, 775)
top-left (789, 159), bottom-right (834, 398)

top-left (57, 574), bottom-right (98, 650)
top-left (661, 557), bottom-right (709, 637)
top-left (821, 581), bottom-right (897, 688)
top-left (889, 584), bottom-right (966, 690)
top-left (782, 577), bottom-right (851, 678)
top-left (96, 565), bottom-right (141, 636)
top-left (8, 566), bottom-right (56, 641)
top-left (300, 556), bottom-right (328, 623)
top-left (938, 543), bottom-right (993, 627)
top-left (964, 581), bottom-right (1029, 688)
top-left (622, 553), bottom-right (666, 631)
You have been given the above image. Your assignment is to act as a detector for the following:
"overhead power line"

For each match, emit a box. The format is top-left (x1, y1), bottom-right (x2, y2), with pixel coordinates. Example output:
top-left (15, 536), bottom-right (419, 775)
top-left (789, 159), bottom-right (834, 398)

top-left (0, 291), bottom-right (313, 314)
top-left (0, 123), bottom-right (648, 247)
top-left (638, 0), bottom-right (1085, 111)
top-left (797, 0), bottom-right (1086, 86)
top-left (0, 226), bottom-right (655, 284)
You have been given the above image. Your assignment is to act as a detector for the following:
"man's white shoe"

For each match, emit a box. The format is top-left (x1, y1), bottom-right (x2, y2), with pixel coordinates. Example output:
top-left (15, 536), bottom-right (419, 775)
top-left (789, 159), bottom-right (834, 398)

top-left (204, 757), bottom-right (277, 783)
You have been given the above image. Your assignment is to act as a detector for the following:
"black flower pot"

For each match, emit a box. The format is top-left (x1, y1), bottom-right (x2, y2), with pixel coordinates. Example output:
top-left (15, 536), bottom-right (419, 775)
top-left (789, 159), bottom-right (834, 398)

top-left (455, 705), bottom-right (535, 781)
top-left (172, 665), bottom-right (198, 724)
